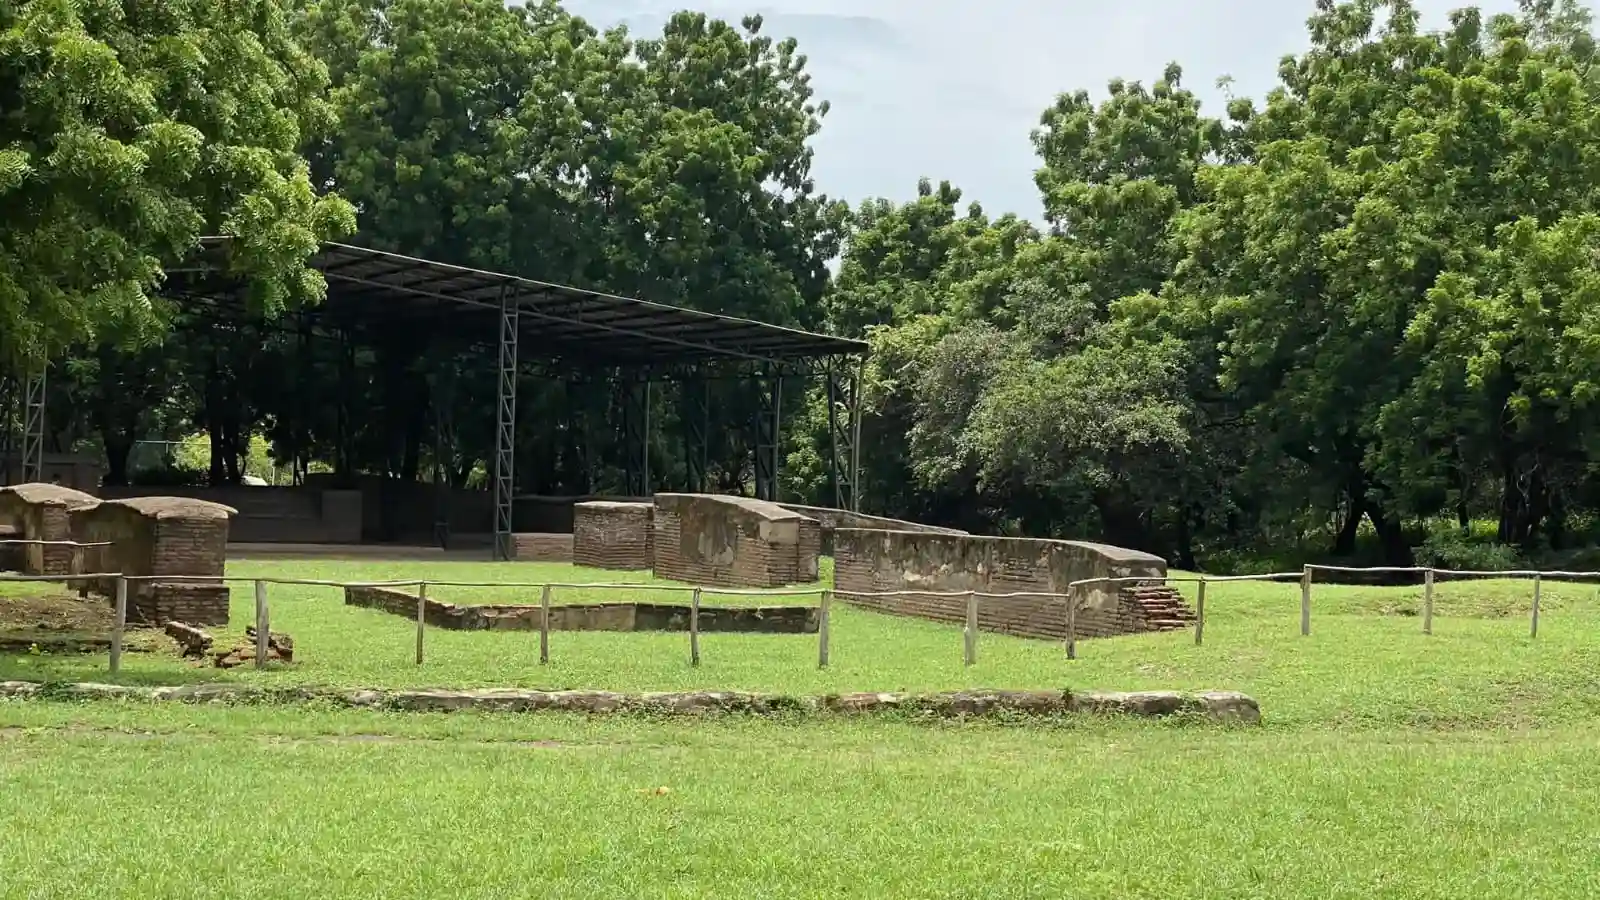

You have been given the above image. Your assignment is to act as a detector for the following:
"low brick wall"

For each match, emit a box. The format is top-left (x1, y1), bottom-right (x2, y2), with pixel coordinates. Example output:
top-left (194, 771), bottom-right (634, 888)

top-left (0, 483), bottom-right (98, 576)
top-left (345, 585), bottom-right (818, 633)
top-left (833, 529), bottom-right (1182, 642)
top-left (777, 503), bottom-right (967, 554)
top-left (511, 533), bottom-right (574, 563)
top-left (652, 493), bottom-right (821, 588)
top-left (572, 502), bottom-right (654, 570)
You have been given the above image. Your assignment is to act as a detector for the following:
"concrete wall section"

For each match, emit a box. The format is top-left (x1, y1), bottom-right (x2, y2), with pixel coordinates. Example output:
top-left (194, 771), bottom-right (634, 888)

top-left (572, 502), bottom-right (654, 570)
top-left (100, 486), bottom-right (361, 544)
top-left (831, 528), bottom-right (1171, 641)
top-left (651, 494), bottom-right (821, 588)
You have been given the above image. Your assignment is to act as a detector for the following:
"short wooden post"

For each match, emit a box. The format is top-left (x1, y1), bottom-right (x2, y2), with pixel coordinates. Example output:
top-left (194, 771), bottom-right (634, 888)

top-left (414, 582), bottom-right (427, 665)
top-left (1300, 566), bottom-right (1312, 636)
top-left (1194, 577), bottom-right (1207, 646)
top-left (71, 545), bottom-right (85, 598)
top-left (109, 576), bottom-right (127, 675)
top-left (689, 587), bottom-right (702, 667)
top-left (254, 580), bottom-right (269, 670)
top-left (1065, 586), bottom-right (1079, 661)
top-left (963, 591), bottom-right (978, 666)
top-left (539, 584), bottom-right (552, 665)
top-left (1531, 573), bottom-right (1542, 639)
top-left (1422, 569), bottom-right (1434, 635)
top-left (817, 590), bottom-right (832, 669)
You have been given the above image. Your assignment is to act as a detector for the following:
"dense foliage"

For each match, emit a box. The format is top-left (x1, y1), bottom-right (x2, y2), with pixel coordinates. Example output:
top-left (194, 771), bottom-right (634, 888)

top-left (7, 0), bottom-right (1600, 568)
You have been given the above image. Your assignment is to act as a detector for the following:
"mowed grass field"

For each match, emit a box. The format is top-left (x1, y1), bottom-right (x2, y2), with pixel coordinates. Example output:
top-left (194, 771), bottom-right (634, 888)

top-left (3, 558), bottom-right (1600, 897)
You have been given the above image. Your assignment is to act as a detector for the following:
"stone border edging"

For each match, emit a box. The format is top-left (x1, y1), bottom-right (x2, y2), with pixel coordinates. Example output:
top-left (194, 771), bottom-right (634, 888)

top-left (0, 681), bottom-right (1260, 724)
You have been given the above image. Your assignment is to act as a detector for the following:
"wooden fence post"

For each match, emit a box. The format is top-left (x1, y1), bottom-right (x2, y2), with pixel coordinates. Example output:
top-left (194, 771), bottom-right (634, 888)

top-left (1422, 569), bottom-right (1434, 635)
top-left (689, 587), bottom-right (702, 667)
top-left (414, 582), bottom-right (427, 665)
top-left (1065, 586), bottom-right (1079, 661)
top-left (254, 580), bottom-right (269, 670)
top-left (71, 545), bottom-right (85, 598)
top-left (539, 584), bottom-right (552, 665)
top-left (963, 591), bottom-right (978, 666)
top-left (109, 576), bottom-right (127, 675)
top-left (817, 590), bottom-right (831, 669)
top-left (1194, 577), bottom-right (1207, 647)
top-left (1531, 573), bottom-right (1542, 640)
top-left (1300, 566), bottom-right (1312, 636)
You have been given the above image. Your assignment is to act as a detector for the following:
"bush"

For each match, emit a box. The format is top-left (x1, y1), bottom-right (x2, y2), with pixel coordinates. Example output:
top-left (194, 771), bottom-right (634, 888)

top-left (1414, 529), bottom-right (1522, 572)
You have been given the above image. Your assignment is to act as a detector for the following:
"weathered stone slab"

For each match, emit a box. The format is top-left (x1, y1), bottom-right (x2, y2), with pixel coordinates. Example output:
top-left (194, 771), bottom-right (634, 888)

top-left (0, 681), bottom-right (1259, 724)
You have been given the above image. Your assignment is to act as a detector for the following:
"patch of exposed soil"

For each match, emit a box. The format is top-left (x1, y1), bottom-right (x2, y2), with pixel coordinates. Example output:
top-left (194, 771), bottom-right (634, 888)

top-left (0, 593), bottom-right (173, 654)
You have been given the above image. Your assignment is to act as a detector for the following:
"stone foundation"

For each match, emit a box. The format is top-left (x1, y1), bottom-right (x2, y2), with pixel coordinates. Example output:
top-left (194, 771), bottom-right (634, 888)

top-left (652, 493), bottom-right (821, 588)
top-left (572, 501), bottom-right (654, 570)
top-left (510, 533), bottom-right (574, 563)
top-left (344, 584), bottom-right (818, 633)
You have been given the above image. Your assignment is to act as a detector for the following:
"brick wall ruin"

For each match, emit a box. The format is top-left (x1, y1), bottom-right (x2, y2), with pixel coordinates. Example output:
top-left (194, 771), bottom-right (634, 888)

top-left (652, 494), bottom-right (821, 588)
top-left (0, 483), bottom-right (98, 576)
top-left (832, 528), bottom-right (1189, 642)
top-left (71, 497), bottom-right (236, 626)
top-left (777, 503), bottom-right (968, 553)
top-left (344, 584), bottom-right (817, 633)
top-left (572, 501), bottom-right (655, 570)
top-left (510, 533), bottom-right (574, 563)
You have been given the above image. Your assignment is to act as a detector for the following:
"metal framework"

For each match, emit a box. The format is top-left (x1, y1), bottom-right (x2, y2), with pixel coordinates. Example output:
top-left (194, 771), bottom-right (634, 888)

top-left (621, 372), bottom-right (651, 497)
top-left (826, 357), bottom-right (864, 512)
top-left (682, 377), bottom-right (710, 493)
top-left (22, 367), bottom-right (45, 483)
top-left (492, 287), bottom-right (519, 561)
top-left (753, 366), bottom-right (783, 502)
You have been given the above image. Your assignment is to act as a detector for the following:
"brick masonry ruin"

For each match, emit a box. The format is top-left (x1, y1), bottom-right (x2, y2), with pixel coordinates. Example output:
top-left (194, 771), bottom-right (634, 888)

top-left (0, 483), bottom-right (99, 576)
top-left (510, 533), bottom-right (574, 563)
top-left (70, 496), bottom-right (236, 626)
top-left (345, 584), bottom-right (818, 633)
top-left (653, 493), bottom-right (821, 588)
top-left (776, 503), bottom-right (968, 553)
top-left (832, 528), bottom-right (1195, 642)
top-left (572, 501), bottom-right (655, 570)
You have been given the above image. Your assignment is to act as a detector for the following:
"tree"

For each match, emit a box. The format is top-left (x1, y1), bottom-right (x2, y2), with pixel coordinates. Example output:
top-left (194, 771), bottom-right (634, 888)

top-left (0, 0), bottom-right (355, 369)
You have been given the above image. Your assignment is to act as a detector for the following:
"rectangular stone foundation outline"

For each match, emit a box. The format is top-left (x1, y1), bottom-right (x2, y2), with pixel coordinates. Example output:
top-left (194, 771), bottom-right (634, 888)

top-left (345, 585), bottom-right (819, 633)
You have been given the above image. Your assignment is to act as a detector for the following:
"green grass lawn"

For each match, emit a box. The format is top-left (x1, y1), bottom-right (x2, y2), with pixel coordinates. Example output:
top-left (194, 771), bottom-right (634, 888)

top-left (4, 558), bottom-right (1600, 896)
top-left (1, 703), bottom-right (1598, 899)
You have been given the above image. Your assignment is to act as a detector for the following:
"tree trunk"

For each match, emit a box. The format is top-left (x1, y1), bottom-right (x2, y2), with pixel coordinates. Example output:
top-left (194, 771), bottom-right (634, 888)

top-left (103, 433), bottom-right (133, 486)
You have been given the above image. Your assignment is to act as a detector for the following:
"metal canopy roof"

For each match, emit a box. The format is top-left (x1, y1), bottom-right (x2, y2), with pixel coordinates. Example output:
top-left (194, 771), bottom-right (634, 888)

top-left (168, 239), bottom-right (867, 366)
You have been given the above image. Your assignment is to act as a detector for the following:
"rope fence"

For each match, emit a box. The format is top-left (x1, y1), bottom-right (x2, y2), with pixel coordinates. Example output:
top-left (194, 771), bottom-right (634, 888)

top-left (0, 554), bottom-right (1589, 676)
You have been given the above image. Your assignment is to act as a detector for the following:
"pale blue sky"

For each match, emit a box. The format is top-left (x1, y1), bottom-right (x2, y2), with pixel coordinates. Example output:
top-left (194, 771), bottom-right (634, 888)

top-left (568, 0), bottom-right (1522, 217)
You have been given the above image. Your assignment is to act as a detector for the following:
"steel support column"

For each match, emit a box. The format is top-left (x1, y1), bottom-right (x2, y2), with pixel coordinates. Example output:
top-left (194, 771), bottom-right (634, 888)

top-left (753, 366), bottom-right (782, 502)
top-left (492, 288), bottom-right (519, 561)
top-left (22, 366), bottom-right (46, 483)
top-left (826, 357), bottom-right (863, 512)
top-left (683, 376), bottom-right (709, 493)
top-left (622, 372), bottom-right (652, 497)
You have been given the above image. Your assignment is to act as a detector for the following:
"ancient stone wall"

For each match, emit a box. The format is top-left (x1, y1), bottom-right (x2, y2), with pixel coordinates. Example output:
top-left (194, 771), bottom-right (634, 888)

top-left (344, 585), bottom-right (817, 633)
top-left (71, 497), bottom-right (235, 626)
top-left (510, 533), bottom-right (574, 563)
top-left (832, 528), bottom-right (1181, 641)
top-left (777, 503), bottom-right (967, 553)
top-left (651, 493), bottom-right (821, 588)
top-left (572, 501), bottom-right (654, 569)
top-left (0, 483), bottom-right (98, 575)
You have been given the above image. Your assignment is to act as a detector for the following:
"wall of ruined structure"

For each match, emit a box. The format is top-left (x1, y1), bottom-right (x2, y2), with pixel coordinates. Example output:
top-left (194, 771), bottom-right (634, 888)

top-left (101, 485), bottom-right (360, 544)
top-left (651, 494), bottom-right (821, 588)
top-left (572, 501), bottom-right (655, 570)
top-left (71, 497), bottom-right (235, 626)
top-left (0, 484), bottom-right (97, 575)
top-left (831, 528), bottom-right (1169, 641)
top-left (510, 533), bottom-right (574, 563)
top-left (777, 503), bottom-right (967, 553)
top-left (345, 585), bottom-right (817, 633)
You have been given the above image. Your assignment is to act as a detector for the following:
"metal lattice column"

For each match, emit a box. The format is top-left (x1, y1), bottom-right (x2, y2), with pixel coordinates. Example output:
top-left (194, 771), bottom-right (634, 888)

top-left (492, 289), bottom-right (519, 561)
top-left (683, 376), bottom-right (709, 492)
top-left (826, 357), bottom-right (863, 512)
top-left (622, 373), bottom-right (652, 497)
top-left (22, 367), bottom-right (46, 483)
top-left (753, 367), bottom-right (783, 502)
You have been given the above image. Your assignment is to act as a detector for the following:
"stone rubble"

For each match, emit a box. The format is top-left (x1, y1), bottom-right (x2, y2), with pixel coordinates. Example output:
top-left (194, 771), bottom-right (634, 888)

top-left (0, 682), bottom-right (1260, 724)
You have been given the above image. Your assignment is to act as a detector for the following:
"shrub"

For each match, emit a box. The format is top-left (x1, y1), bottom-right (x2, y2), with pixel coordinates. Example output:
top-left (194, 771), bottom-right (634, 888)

top-left (1414, 529), bottom-right (1522, 572)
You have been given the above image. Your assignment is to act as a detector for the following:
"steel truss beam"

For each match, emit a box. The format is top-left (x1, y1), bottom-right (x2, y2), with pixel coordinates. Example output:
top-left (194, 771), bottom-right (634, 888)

top-left (827, 357), bottom-right (864, 512)
top-left (621, 371), bottom-right (652, 497)
top-left (682, 376), bottom-right (710, 493)
top-left (22, 367), bottom-right (45, 483)
top-left (492, 287), bottom-right (519, 561)
top-left (753, 366), bottom-right (783, 502)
